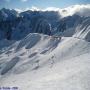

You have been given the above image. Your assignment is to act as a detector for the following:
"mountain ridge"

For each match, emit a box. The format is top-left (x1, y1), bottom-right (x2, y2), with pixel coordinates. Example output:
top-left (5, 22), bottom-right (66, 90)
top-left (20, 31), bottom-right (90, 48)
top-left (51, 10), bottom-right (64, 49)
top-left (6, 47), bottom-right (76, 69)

top-left (0, 6), bottom-right (90, 40)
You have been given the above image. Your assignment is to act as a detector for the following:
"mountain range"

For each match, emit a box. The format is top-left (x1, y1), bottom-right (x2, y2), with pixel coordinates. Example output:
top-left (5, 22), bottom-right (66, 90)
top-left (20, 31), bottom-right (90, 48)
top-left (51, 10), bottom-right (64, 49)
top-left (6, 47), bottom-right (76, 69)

top-left (0, 7), bottom-right (90, 40)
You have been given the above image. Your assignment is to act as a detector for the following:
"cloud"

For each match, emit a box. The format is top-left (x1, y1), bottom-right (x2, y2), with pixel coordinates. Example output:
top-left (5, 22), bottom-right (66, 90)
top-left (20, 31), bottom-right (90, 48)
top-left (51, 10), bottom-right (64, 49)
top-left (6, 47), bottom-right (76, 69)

top-left (44, 7), bottom-right (60, 11)
top-left (20, 0), bottom-right (28, 2)
top-left (15, 8), bottom-right (22, 13)
top-left (4, 0), bottom-right (28, 2)
top-left (28, 4), bottom-right (90, 17)
top-left (59, 4), bottom-right (90, 17)
top-left (14, 4), bottom-right (90, 17)
top-left (30, 6), bottom-right (40, 11)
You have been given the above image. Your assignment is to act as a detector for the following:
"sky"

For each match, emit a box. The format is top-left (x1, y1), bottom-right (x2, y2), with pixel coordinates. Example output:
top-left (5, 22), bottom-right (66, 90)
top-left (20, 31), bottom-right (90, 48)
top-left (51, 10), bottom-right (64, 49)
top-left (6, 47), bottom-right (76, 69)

top-left (0, 0), bottom-right (90, 10)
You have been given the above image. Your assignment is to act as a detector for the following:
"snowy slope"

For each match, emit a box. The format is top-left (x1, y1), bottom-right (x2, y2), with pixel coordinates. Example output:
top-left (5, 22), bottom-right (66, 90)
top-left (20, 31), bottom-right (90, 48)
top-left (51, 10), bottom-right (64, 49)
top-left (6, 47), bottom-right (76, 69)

top-left (0, 5), bottom-right (90, 90)
top-left (74, 17), bottom-right (90, 42)
top-left (0, 31), bottom-right (90, 90)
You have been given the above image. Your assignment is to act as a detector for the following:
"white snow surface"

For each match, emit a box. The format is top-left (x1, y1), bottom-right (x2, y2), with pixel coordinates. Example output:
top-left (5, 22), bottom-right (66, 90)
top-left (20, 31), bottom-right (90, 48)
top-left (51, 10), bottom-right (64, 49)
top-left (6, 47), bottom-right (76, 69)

top-left (0, 32), bottom-right (90, 90)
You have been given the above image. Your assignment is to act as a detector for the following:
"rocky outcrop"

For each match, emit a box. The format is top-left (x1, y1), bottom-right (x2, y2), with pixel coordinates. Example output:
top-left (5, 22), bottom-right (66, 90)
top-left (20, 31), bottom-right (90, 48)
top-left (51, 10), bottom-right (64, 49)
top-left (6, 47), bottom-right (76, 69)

top-left (34, 19), bottom-right (51, 35)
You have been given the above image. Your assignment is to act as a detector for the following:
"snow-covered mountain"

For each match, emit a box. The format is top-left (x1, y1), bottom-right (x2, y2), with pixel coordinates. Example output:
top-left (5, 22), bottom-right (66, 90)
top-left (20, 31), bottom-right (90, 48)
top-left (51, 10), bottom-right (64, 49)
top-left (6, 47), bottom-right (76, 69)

top-left (0, 5), bottom-right (90, 90)
top-left (74, 17), bottom-right (90, 42)
top-left (0, 9), bottom-right (60, 40)
top-left (0, 5), bottom-right (90, 40)
top-left (0, 31), bottom-right (90, 90)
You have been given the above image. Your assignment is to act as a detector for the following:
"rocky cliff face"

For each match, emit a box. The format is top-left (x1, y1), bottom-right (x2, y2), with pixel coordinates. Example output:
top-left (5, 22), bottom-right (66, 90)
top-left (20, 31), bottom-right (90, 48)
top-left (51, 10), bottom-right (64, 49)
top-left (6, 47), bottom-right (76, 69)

top-left (74, 17), bottom-right (90, 42)
top-left (0, 9), bottom-right (58, 40)
top-left (34, 18), bottom-right (51, 35)
top-left (0, 8), bottom-right (90, 40)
